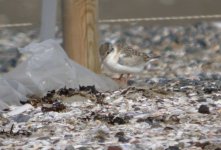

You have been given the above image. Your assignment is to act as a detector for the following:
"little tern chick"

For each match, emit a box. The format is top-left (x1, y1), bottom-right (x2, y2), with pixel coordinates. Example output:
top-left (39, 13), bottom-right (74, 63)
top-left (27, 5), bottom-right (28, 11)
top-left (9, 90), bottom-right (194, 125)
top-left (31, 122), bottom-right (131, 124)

top-left (99, 42), bottom-right (159, 80)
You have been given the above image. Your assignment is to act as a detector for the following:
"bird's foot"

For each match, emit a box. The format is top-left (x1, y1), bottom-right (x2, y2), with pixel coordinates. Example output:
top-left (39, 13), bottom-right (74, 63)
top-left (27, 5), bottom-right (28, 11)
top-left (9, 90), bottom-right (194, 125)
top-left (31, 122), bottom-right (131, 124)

top-left (112, 74), bottom-right (131, 86)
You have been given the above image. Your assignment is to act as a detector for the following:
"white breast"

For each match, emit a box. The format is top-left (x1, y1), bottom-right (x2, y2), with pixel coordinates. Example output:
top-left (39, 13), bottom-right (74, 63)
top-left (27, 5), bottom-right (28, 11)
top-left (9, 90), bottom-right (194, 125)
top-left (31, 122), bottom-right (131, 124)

top-left (103, 50), bottom-right (145, 74)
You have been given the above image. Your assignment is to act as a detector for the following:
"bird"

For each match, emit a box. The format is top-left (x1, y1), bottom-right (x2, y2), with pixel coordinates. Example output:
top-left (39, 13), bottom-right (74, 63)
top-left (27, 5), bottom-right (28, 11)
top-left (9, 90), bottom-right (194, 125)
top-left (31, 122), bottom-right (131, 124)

top-left (99, 42), bottom-right (159, 81)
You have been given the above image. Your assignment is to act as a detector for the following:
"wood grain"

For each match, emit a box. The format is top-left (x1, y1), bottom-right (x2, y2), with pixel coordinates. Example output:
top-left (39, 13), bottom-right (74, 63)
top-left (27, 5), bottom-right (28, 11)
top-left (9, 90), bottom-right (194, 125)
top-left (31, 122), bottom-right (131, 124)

top-left (62, 0), bottom-right (100, 73)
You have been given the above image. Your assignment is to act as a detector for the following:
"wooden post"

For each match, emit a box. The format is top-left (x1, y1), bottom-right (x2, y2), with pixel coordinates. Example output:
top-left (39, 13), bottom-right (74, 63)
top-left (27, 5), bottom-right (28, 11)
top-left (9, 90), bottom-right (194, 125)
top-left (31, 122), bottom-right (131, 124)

top-left (62, 0), bottom-right (100, 73)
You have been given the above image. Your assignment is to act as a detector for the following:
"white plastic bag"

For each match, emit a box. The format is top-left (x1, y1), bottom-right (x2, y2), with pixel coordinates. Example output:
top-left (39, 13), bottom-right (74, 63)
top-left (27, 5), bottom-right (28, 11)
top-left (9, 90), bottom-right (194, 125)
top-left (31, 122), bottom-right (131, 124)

top-left (0, 40), bottom-right (118, 110)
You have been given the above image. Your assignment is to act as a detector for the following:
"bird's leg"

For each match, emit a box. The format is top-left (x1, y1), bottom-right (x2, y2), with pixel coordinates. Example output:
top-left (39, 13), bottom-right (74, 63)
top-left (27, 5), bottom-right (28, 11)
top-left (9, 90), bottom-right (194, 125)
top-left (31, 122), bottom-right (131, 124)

top-left (112, 74), bottom-right (124, 81)
top-left (126, 73), bottom-right (130, 79)
top-left (112, 74), bottom-right (130, 86)
top-left (118, 74), bottom-right (124, 80)
top-left (125, 73), bottom-right (131, 83)
top-left (120, 74), bottom-right (131, 83)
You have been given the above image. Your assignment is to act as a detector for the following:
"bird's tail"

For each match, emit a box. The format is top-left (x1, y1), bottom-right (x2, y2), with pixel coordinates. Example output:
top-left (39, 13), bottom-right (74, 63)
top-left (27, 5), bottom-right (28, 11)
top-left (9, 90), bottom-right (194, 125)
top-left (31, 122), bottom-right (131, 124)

top-left (144, 55), bottom-right (161, 70)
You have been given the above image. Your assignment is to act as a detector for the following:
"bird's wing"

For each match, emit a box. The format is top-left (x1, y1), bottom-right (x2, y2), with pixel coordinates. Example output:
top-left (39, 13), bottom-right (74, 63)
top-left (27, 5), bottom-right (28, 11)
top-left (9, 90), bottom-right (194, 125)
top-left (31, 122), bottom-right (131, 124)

top-left (117, 46), bottom-right (160, 67)
top-left (117, 48), bottom-right (148, 67)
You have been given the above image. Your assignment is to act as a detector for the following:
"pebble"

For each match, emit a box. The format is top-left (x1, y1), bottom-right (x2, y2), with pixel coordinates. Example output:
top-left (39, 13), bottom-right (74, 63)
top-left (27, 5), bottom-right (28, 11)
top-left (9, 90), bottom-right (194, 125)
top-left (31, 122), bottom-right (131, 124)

top-left (6, 104), bottom-right (33, 116)
top-left (11, 114), bottom-right (31, 123)
top-left (65, 145), bottom-right (76, 150)
top-left (107, 146), bottom-right (122, 150)
top-left (165, 146), bottom-right (180, 150)
top-left (198, 105), bottom-right (210, 114)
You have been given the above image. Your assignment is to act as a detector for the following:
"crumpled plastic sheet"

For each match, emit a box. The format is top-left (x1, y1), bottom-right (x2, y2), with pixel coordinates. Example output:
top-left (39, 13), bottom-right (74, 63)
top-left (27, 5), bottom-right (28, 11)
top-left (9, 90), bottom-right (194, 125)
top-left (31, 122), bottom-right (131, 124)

top-left (0, 40), bottom-right (118, 110)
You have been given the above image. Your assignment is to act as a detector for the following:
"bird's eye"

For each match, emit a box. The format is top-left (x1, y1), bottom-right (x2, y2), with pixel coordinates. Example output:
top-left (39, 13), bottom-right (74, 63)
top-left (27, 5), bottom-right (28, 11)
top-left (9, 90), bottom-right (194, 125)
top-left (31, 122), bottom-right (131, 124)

top-left (106, 51), bottom-right (110, 54)
top-left (111, 48), bottom-right (114, 51)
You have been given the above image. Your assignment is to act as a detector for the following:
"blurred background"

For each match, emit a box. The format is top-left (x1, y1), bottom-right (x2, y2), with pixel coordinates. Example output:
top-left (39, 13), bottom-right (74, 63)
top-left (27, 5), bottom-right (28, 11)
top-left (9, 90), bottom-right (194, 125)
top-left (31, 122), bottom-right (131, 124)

top-left (0, 0), bottom-right (221, 77)
top-left (1, 0), bottom-right (221, 26)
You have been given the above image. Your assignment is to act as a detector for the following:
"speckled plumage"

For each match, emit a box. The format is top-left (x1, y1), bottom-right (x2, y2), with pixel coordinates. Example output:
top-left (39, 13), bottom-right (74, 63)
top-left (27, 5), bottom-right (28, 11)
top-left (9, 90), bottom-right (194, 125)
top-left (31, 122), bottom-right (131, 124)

top-left (99, 42), bottom-right (159, 74)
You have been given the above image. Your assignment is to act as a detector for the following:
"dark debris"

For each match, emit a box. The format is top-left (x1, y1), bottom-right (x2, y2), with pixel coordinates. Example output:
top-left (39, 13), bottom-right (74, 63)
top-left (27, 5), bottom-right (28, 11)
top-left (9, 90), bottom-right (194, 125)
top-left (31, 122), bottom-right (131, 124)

top-left (22, 86), bottom-right (106, 112)
top-left (0, 124), bottom-right (31, 138)
top-left (85, 112), bottom-right (132, 125)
